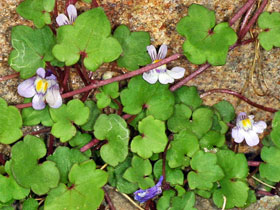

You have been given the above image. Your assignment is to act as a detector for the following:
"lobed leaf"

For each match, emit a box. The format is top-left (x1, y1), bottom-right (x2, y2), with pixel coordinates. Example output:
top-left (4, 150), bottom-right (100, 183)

top-left (120, 76), bottom-right (175, 120)
top-left (8, 26), bottom-right (56, 78)
top-left (94, 114), bottom-right (129, 166)
top-left (0, 98), bottom-right (22, 144)
top-left (131, 116), bottom-right (168, 159)
top-left (113, 25), bottom-right (151, 70)
top-left (11, 135), bottom-right (60, 195)
top-left (176, 4), bottom-right (237, 65)
top-left (44, 160), bottom-right (108, 210)
top-left (53, 8), bottom-right (122, 71)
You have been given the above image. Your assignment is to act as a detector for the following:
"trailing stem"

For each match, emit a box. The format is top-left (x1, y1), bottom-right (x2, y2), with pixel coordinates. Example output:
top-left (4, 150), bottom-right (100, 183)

top-left (0, 72), bottom-right (19, 82)
top-left (80, 138), bottom-right (100, 152)
top-left (200, 88), bottom-right (278, 113)
top-left (15, 54), bottom-right (183, 109)
top-left (103, 187), bottom-right (116, 210)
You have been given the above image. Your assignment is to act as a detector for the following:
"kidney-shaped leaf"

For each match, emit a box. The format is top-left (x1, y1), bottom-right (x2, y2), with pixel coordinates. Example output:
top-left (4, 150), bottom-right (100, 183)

top-left (53, 8), bottom-right (122, 71)
top-left (11, 135), bottom-right (60, 195)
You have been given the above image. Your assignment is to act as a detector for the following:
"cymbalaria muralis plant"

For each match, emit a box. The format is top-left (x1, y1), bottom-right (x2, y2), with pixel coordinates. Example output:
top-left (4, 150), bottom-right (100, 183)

top-left (1, 0), bottom-right (280, 209)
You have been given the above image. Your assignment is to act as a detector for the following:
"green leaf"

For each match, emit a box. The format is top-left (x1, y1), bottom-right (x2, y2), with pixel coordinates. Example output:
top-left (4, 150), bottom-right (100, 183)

top-left (69, 132), bottom-right (92, 157)
top-left (47, 147), bottom-right (89, 184)
top-left (11, 135), bottom-right (59, 195)
top-left (8, 26), bottom-right (56, 79)
top-left (22, 198), bottom-right (38, 210)
top-left (123, 155), bottom-right (154, 189)
top-left (166, 130), bottom-right (199, 168)
top-left (113, 25), bottom-right (151, 70)
top-left (96, 82), bottom-right (119, 109)
top-left (120, 76), bottom-right (175, 120)
top-left (157, 191), bottom-right (197, 210)
top-left (154, 160), bottom-right (184, 186)
top-left (213, 100), bottom-right (235, 123)
top-left (81, 101), bottom-right (100, 131)
top-left (213, 150), bottom-right (249, 208)
top-left (53, 8), bottom-right (122, 70)
top-left (107, 155), bottom-right (138, 194)
top-left (167, 104), bottom-right (192, 133)
top-left (44, 160), bottom-right (108, 210)
top-left (176, 4), bottom-right (237, 65)
top-left (200, 130), bottom-right (225, 148)
top-left (22, 98), bottom-right (53, 126)
top-left (270, 111), bottom-right (280, 148)
top-left (50, 99), bottom-right (90, 142)
top-left (94, 114), bottom-right (129, 166)
top-left (0, 161), bottom-right (30, 203)
top-left (258, 12), bottom-right (280, 50)
top-left (188, 151), bottom-right (224, 190)
top-left (169, 192), bottom-right (197, 210)
top-left (187, 107), bottom-right (214, 138)
top-left (16, 0), bottom-right (54, 28)
top-left (260, 146), bottom-right (280, 182)
top-left (174, 86), bottom-right (202, 110)
top-left (131, 116), bottom-right (168, 159)
top-left (0, 98), bottom-right (22, 144)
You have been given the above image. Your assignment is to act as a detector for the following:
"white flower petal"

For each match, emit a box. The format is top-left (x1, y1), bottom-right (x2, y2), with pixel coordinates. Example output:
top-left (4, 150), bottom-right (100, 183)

top-left (147, 45), bottom-right (158, 61)
top-left (17, 77), bottom-right (36, 98)
top-left (67, 4), bottom-right (77, 24)
top-left (158, 72), bottom-right (174, 84)
top-left (36, 68), bottom-right (46, 78)
top-left (243, 130), bottom-right (260, 146)
top-left (143, 70), bottom-right (158, 84)
top-left (56, 14), bottom-right (70, 26)
top-left (46, 85), bottom-right (62, 108)
top-left (158, 44), bottom-right (167, 60)
top-left (32, 94), bottom-right (46, 110)
top-left (167, 67), bottom-right (185, 79)
top-left (232, 127), bottom-right (245, 143)
top-left (253, 121), bottom-right (267, 133)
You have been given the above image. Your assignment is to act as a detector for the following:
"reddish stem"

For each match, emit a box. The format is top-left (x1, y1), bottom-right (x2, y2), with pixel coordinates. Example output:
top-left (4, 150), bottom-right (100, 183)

top-left (248, 161), bottom-right (262, 167)
top-left (112, 99), bottom-right (123, 115)
top-left (256, 190), bottom-right (274, 196)
top-left (126, 115), bottom-right (137, 124)
top-left (162, 136), bottom-right (173, 185)
top-left (62, 66), bottom-right (70, 93)
top-left (53, 0), bottom-right (58, 17)
top-left (48, 134), bottom-right (55, 155)
top-left (0, 72), bottom-right (19, 82)
top-left (239, 2), bottom-right (255, 35)
top-left (80, 139), bottom-right (100, 152)
top-left (75, 64), bottom-right (90, 86)
top-left (103, 187), bottom-right (116, 210)
top-left (238, 0), bottom-right (268, 40)
top-left (122, 114), bottom-right (133, 120)
top-left (0, 154), bottom-right (5, 165)
top-left (200, 88), bottom-right (278, 113)
top-left (15, 54), bottom-right (182, 109)
top-left (23, 127), bottom-right (51, 136)
top-left (229, 0), bottom-right (256, 26)
top-left (170, 38), bottom-right (255, 92)
top-left (91, 0), bottom-right (99, 8)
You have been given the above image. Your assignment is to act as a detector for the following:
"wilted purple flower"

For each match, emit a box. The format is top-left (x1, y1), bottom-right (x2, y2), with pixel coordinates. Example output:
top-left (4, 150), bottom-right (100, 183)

top-left (18, 68), bottom-right (62, 110)
top-left (143, 45), bottom-right (185, 84)
top-left (56, 4), bottom-right (77, 26)
top-left (232, 112), bottom-right (267, 146)
top-left (134, 176), bottom-right (163, 203)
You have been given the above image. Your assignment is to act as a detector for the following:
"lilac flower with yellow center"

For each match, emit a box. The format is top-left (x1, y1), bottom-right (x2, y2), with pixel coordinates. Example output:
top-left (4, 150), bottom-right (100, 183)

top-left (134, 176), bottom-right (163, 203)
top-left (17, 68), bottom-right (62, 110)
top-left (231, 112), bottom-right (267, 146)
top-left (56, 4), bottom-right (77, 26)
top-left (143, 44), bottom-right (185, 84)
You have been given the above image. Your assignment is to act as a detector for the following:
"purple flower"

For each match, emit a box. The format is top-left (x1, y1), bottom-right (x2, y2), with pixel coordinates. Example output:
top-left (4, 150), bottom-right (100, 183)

top-left (56, 4), bottom-right (77, 26)
top-left (232, 112), bottom-right (267, 146)
top-left (143, 45), bottom-right (185, 84)
top-left (134, 176), bottom-right (163, 203)
top-left (18, 68), bottom-right (62, 110)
